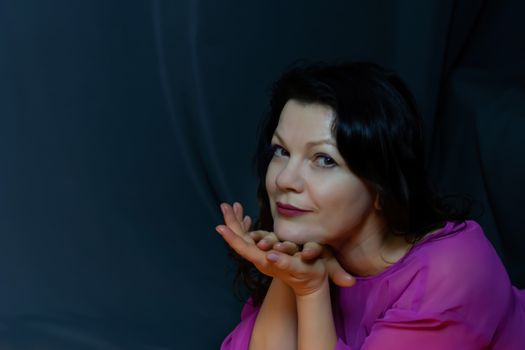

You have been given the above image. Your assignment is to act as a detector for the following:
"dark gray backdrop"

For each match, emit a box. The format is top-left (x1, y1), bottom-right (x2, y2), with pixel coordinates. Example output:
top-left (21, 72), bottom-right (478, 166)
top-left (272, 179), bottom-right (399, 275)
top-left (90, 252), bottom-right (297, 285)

top-left (0, 0), bottom-right (523, 349)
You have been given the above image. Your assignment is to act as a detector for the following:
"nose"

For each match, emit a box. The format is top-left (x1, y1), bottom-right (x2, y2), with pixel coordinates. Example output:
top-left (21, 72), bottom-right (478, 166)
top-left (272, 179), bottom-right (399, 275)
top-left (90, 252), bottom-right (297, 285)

top-left (275, 159), bottom-right (304, 193)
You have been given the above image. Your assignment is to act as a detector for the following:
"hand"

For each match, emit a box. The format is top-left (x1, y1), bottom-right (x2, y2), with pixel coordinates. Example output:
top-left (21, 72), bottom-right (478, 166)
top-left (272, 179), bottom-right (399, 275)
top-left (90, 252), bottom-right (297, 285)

top-left (264, 242), bottom-right (356, 296)
top-left (273, 240), bottom-right (355, 289)
top-left (216, 202), bottom-right (355, 296)
top-left (226, 202), bottom-right (298, 254)
top-left (217, 202), bottom-right (294, 279)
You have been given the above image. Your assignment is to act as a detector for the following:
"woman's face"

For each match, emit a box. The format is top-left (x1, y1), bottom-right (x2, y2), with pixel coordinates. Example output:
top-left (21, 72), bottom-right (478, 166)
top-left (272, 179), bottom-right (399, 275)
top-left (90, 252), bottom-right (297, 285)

top-left (265, 99), bottom-right (378, 247)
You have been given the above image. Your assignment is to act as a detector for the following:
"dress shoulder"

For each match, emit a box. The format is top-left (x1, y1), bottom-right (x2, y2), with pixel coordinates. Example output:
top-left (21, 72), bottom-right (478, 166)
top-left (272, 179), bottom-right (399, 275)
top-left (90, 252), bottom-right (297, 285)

top-left (388, 220), bottom-right (521, 346)
top-left (409, 220), bottom-right (509, 294)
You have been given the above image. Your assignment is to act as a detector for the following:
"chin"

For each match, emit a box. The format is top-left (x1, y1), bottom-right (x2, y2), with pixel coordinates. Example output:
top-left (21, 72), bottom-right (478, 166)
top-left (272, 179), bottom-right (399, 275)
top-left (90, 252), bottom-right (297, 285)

top-left (273, 221), bottom-right (319, 245)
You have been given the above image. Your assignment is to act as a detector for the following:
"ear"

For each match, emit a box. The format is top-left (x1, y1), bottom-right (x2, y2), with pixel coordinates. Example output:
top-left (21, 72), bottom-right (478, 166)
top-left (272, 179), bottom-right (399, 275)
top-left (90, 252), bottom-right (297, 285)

top-left (374, 194), bottom-right (382, 211)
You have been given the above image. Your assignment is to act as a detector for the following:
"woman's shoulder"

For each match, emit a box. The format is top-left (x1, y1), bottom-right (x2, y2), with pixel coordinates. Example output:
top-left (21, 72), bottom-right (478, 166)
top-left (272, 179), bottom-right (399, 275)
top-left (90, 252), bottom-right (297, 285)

top-left (396, 220), bottom-right (513, 313)
top-left (410, 220), bottom-right (502, 272)
top-left (354, 220), bottom-right (500, 286)
top-left (340, 220), bottom-right (524, 349)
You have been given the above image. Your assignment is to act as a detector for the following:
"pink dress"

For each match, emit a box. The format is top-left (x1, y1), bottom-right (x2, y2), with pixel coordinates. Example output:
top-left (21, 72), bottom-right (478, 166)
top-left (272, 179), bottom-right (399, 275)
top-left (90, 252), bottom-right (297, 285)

top-left (221, 220), bottom-right (525, 349)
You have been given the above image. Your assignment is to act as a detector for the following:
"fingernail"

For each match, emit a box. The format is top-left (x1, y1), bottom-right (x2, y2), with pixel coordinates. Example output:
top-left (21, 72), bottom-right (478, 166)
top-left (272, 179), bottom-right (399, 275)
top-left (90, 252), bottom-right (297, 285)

top-left (220, 204), bottom-right (226, 215)
top-left (302, 248), bottom-right (314, 256)
top-left (344, 275), bottom-right (355, 285)
top-left (215, 226), bottom-right (224, 234)
top-left (267, 252), bottom-right (279, 262)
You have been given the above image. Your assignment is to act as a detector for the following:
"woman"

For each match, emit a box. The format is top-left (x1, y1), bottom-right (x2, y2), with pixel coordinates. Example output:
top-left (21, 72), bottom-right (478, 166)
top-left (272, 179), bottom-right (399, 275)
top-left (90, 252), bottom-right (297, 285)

top-left (215, 63), bottom-right (525, 349)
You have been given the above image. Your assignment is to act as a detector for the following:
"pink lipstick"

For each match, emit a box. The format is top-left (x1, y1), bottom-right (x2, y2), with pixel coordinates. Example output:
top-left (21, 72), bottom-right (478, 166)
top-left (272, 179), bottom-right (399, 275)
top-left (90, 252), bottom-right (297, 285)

top-left (276, 202), bottom-right (311, 217)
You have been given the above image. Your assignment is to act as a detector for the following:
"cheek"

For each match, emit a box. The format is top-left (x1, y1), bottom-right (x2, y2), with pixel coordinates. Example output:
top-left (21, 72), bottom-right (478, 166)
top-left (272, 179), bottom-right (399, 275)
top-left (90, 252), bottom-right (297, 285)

top-left (265, 164), bottom-right (279, 216)
top-left (307, 176), bottom-right (348, 209)
top-left (314, 179), bottom-right (375, 235)
top-left (265, 164), bottom-right (277, 195)
top-left (266, 158), bottom-right (286, 195)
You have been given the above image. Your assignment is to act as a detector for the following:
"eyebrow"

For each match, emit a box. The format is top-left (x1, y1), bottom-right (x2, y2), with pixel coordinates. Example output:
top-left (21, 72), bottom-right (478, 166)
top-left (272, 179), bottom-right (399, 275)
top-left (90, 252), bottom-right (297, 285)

top-left (273, 131), bottom-right (336, 147)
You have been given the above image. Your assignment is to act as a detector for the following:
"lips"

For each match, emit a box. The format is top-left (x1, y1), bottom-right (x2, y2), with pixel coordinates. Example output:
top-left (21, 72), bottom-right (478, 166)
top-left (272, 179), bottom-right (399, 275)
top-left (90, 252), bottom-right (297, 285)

top-left (276, 202), bottom-right (312, 217)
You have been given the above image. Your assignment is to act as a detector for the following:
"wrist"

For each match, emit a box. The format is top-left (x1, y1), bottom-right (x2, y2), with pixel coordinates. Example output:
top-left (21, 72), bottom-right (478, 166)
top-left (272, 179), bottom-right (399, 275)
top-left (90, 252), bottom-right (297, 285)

top-left (294, 277), bottom-right (330, 299)
top-left (295, 277), bottom-right (337, 349)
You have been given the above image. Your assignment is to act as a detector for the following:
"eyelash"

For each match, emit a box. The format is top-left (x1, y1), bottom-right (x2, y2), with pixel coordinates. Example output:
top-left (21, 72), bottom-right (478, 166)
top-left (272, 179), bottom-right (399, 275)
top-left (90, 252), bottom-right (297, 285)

top-left (315, 154), bottom-right (337, 168)
top-left (269, 144), bottom-right (338, 168)
top-left (271, 144), bottom-right (289, 157)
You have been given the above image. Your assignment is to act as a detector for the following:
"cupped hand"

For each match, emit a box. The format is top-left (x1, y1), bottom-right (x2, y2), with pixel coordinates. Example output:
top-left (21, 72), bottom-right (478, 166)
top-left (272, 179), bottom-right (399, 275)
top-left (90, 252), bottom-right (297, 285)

top-left (216, 202), bottom-right (355, 295)
top-left (217, 202), bottom-right (297, 279)
top-left (274, 241), bottom-right (355, 289)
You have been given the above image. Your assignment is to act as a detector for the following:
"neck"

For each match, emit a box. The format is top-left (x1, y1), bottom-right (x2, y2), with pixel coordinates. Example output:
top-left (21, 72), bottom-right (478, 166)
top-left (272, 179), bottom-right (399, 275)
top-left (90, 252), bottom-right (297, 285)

top-left (332, 215), bottom-right (412, 277)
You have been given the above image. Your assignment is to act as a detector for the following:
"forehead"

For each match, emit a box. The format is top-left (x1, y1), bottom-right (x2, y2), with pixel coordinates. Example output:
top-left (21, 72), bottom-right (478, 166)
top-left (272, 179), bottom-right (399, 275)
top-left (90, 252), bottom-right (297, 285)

top-left (274, 100), bottom-right (336, 141)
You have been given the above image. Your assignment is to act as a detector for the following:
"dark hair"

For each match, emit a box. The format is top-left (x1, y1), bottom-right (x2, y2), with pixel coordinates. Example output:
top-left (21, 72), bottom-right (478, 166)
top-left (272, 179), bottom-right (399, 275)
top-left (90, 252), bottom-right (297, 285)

top-left (235, 62), bottom-right (469, 305)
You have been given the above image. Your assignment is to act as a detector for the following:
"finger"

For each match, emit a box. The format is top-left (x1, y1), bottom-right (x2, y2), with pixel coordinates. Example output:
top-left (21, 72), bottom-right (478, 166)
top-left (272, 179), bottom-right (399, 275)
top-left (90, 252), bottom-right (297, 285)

top-left (242, 215), bottom-right (252, 232)
top-left (216, 225), bottom-right (265, 265)
top-left (216, 225), bottom-right (251, 244)
top-left (220, 203), bottom-right (245, 236)
top-left (233, 202), bottom-right (243, 223)
top-left (249, 230), bottom-right (274, 243)
top-left (301, 242), bottom-right (323, 261)
top-left (273, 241), bottom-right (299, 255)
top-left (257, 232), bottom-right (279, 251)
top-left (265, 250), bottom-right (297, 272)
top-left (325, 256), bottom-right (355, 287)
top-left (248, 231), bottom-right (264, 243)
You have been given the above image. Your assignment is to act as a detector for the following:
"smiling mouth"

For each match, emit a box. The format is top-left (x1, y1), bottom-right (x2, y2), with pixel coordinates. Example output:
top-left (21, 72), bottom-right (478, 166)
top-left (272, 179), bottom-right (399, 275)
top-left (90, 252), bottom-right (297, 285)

top-left (276, 202), bottom-right (312, 217)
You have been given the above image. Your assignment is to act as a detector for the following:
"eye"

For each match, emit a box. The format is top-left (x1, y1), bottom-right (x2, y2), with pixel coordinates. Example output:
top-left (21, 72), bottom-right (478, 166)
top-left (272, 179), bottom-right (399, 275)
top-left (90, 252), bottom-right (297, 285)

top-left (270, 144), bottom-right (289, 158)
top-left (314, 154), bottom-right (337, 168)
